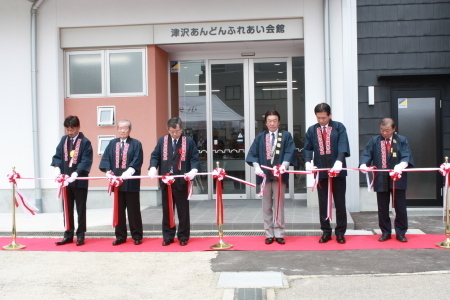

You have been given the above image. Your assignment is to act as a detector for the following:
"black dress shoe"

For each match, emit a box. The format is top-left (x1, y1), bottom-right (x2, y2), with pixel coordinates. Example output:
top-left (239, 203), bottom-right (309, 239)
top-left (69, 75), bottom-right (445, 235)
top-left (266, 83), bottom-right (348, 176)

top-left (55, 238), bottom-right (73, 245)
top-left (265, 237), bottom-right (274, 244)
top-left (396, 234), bottom-right (407, 242)
top-left (378, 233), bottom-right (392, 242)
top-left (112, 238), bottom-right (126, 246)
top-left (134, 239), bottom-right (143, 245)
top-left (336, 235), bottom-right (346, 244)
top-left (275, 238), bottom-right (285, 245)
top-left (179, 240), bottom-right (188, 246)
top-left (319, 233), bottom-right (332, 243)
top-left (76, 238), bottom-right (85, 246)
top-left (162, 238), bottom-right (174, 246)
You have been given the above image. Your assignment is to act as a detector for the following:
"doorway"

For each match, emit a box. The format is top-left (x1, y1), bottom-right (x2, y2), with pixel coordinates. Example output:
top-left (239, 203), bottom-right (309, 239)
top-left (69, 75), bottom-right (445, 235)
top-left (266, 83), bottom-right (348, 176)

top-left (175, 57), bottom-right (305, 200)
top-left (392, 89), bottom-right (442, 206)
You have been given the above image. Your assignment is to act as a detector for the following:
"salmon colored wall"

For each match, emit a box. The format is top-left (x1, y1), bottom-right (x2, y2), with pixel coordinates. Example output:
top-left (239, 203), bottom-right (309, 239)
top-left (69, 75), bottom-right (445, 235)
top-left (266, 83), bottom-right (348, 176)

top-left (64, 45), bottom-right (169, 188)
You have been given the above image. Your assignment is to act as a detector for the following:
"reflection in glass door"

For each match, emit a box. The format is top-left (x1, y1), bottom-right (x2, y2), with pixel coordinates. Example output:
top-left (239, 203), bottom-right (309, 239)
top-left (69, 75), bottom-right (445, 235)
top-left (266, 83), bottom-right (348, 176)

top-left (210, 61), bottom-right (247, 196)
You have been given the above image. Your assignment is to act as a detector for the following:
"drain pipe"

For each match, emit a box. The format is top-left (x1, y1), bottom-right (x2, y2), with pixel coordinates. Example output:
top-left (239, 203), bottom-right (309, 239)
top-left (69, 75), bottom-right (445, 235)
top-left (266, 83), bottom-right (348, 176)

top-left (324, 0), bottom-right (331, 104)
top-left (30, 0), bottom-right (45, 213)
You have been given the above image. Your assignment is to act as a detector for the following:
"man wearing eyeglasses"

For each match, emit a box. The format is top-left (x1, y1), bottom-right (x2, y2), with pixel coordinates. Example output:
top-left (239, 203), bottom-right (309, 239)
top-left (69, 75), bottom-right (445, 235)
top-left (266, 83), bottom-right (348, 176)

top-left (148, 117), bottom-right (200, 246)
top-left (246, 110), bottom-right (297, 245)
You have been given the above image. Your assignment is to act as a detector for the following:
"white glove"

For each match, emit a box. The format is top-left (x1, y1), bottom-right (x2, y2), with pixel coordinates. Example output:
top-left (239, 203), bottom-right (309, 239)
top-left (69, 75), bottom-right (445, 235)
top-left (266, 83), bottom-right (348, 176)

top-left (68, 172), bottom-right (78, 183)
top-left (332, 161), bottom-right (342, 173)
top-left (148, 167), bottom-right (157, 179)
top-left (255, 166), bottom-right (264, 177)
top-left (359, 164), bottom-right (369, 174)
top-left (394, 161), bottom-right (408, 173)
top-left (279, 165), bottom-right (286, 174)
top-left (106, 172), bottom-right (113, 179)
top-left (184, 168), bottom-right (198, 181)
top-left (121, 167), bottom-right (135, 179)
top-left (54, 167), bottom-right (61, 178)
top-left (305, 161), bottom-right (316, 172)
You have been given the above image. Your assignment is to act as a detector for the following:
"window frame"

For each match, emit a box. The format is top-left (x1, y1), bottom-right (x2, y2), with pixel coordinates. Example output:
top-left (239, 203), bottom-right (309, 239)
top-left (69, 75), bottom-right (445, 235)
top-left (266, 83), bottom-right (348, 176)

top-left (97, 135), bottom-right (116, 156)
top-left (97, 106), bottom-right (116, 126)
top-left (65, 48), bottom-right (147, 98)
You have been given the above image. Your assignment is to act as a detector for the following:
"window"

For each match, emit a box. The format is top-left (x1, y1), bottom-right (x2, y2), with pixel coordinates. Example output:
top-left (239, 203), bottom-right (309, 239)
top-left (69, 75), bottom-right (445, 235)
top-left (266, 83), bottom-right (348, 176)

top-left (97, 106), bottom-right (115, 126)
top-left (98, 135), bottom-right (116, 156)
top-left (66, 48), bottom-right (147, 98)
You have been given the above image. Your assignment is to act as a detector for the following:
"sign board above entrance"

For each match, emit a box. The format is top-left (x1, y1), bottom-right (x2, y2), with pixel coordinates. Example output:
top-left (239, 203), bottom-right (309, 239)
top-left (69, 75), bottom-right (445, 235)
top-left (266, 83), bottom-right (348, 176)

top-left (154, 19), bottom-right (303, 44)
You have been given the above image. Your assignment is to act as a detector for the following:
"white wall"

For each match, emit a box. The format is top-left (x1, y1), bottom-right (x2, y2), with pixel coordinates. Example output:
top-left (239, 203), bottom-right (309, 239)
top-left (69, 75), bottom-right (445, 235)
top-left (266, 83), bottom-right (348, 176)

top-left (0, 0), bottom-right (364, 211)
top-left (0, 0), bottom-right (35, 190)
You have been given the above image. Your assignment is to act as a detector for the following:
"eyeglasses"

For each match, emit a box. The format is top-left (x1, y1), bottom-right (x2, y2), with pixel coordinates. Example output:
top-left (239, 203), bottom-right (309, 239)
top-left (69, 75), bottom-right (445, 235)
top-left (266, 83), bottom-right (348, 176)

top-left (168, 130), bottom-right (182, 134)
top-left (266, 120), bottom-right (279, 124)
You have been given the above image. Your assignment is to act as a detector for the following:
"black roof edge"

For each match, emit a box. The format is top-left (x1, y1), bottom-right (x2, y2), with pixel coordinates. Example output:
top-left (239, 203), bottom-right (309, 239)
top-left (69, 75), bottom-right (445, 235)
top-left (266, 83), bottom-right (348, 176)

top-left (377, 73), bottom-right (450, 80)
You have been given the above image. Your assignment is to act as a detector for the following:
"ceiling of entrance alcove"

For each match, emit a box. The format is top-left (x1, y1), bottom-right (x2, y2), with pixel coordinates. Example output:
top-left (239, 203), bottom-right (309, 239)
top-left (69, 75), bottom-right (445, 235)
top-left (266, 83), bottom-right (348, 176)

top-left (158, 39), bottom-right (303, 53)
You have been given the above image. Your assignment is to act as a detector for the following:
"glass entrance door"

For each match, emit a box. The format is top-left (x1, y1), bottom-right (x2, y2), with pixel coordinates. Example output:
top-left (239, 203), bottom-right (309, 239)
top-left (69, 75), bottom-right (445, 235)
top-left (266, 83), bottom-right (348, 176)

top-left (209, 59), bottom-right (290, 198)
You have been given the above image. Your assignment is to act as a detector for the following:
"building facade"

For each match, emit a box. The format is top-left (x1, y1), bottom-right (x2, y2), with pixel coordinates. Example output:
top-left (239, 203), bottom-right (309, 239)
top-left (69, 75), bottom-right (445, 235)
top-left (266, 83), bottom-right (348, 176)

top-left (2, 0), bottom-right (447, 214)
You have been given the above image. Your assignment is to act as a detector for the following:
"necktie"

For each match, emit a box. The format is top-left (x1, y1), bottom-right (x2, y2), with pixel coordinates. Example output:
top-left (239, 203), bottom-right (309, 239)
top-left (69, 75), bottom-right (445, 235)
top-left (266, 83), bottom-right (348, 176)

top-left (322, 127), bottom-right (327, 142)
top-left (271, 133), bottom-right (275, 147)
top-left (386, 139), bottom-right (391, 156)
top-left (173, 139), bottom-right (177, 154)
top-left (68, 138), bottom-right (74, 152)
top-left (119, 141), bottom-right (124, 166)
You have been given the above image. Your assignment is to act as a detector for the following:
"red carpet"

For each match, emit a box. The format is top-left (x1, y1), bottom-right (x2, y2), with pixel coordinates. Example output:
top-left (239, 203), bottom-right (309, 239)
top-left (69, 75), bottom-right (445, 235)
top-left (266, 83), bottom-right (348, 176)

top-left (1, 235), bottom-right (447, 252)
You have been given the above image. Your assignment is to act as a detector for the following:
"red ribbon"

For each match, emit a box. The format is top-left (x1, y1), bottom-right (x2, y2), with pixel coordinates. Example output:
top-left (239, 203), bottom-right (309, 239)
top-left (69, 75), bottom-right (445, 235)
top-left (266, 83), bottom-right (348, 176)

top-left (177, 148), bottom-right (183, 170)
top-left (272, 165), bottom-right (285, 224)
top-left (107, 171), bottom-right (123, 228)
top-left (162, 175), bottom-right (176, 228)
top-left (389, 171), bottom-right (402, 208)
top-left (56, 174), bottom-right (71, 231)
top-left (213, 168), bottom-right (226, 226)
top-left (7, 172), bottom-right (39, 216)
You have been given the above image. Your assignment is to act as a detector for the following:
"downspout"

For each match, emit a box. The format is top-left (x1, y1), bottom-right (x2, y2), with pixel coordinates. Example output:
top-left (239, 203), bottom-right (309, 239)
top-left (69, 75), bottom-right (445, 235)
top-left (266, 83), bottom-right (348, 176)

top-left (31, 0), bottom-right (45, 213)
top-left (324, 0), bottom-right (331, 104)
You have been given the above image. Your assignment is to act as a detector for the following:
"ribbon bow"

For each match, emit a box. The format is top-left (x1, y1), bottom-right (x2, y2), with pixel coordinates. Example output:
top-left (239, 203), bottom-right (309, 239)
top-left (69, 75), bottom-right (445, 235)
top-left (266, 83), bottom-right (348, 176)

top-left (56, 174), bottom-right (70, 189)
top-left (7, 172), bottom-right (39, 216)
top-left (162, 175), bottom-right (175, 185)
top-left (439, 163), bottom-right (450, 177)
top-left (328, 169), bottom-right (340, 178)
top-left (107, 171), bottom-right (123, 194)
top-left (389, 171), bottom-right (402, 181)
top-left (7, 172), bottom-right (20, 184)
top-left (272, 165), bottom-right (285, 177)
top-left (212, 168), bottom-right (226, 181)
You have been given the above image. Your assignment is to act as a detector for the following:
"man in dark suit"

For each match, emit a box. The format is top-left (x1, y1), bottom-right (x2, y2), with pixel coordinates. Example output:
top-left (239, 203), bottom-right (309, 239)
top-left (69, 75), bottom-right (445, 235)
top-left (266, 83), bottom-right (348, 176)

top-left (303, 103), bottom-right (350, 244)
top-left (359, 118), bottom-right (414, 242)
top-left (148, 117), bottom-right (200, 246)
top-left (99, 120), bottom-right (144, 246)
top-left (246, 110), bottom-right (297, 245)
top-left (51, 115), bottom-right (93, 246)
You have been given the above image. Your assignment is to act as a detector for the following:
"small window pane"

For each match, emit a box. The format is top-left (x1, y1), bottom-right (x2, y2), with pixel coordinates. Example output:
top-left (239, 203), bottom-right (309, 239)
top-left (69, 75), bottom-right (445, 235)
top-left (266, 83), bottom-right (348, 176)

top-left (69, 54), bottom-right (102, 94)
top-left (109, 52), bottom-right (143, 93)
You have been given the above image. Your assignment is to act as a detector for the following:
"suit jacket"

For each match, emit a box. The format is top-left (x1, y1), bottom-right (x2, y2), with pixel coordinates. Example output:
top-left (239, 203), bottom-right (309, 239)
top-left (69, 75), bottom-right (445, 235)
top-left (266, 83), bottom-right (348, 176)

top-left (51, 132), bottom-right (93, 189)
top-left (246, 130), bottom-right (297, 184)
top-left (149, 134), bottom-right (200, 191)
top-left (303, 120), bottom-right (350, 180)
top-left (99, 137), bottom-right (143, 192)
top-left (360, 134), bottom-right (414, 192)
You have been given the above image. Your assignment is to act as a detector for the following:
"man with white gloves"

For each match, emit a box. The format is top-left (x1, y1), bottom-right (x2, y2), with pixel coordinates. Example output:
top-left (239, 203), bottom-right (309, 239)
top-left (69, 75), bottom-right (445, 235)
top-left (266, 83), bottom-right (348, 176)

top-left (304, 103), bottom-right (350, 244)
top-left (51, 116), bottom-right (93, 246)
top-left (360, 118), bottom-right (414, 243)
top-left (246, 110), bottom-right (297, 245)
top-left (99, 120), bottom-right (144, 246)
top-left (149, 118), bottom-right (200, 246)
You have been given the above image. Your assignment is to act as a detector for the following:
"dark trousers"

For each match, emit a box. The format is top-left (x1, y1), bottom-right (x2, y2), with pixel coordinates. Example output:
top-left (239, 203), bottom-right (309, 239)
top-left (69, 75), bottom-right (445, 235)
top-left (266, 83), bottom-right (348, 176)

top-left (317, 177), bottom-right (347, 236)
top-left (377, 189), bottom-right (408, 235)
top-left (161, 185), bottom-right (190, 241)
top-left (115, 191), bottom-right (143, 241)
top-left (64, 186), bottom-right (87, 239)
